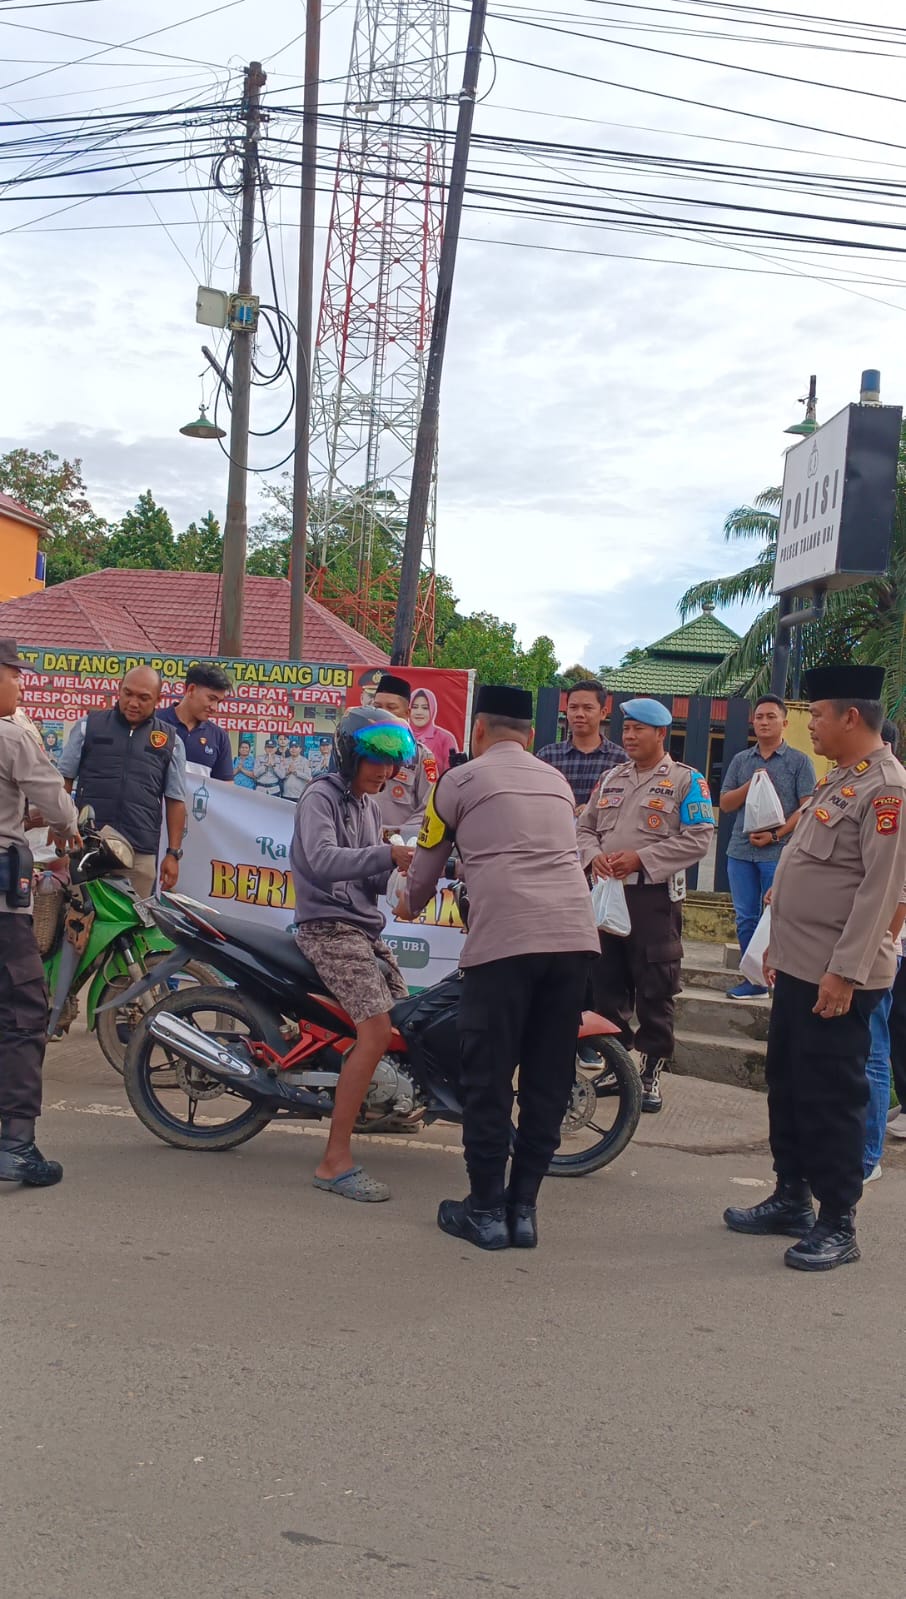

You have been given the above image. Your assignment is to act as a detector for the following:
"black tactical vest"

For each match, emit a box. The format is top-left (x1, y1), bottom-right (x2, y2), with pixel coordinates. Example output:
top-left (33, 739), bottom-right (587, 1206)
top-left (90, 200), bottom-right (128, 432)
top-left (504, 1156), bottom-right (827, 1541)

top-left (76, 707), bottom-right (176, 855)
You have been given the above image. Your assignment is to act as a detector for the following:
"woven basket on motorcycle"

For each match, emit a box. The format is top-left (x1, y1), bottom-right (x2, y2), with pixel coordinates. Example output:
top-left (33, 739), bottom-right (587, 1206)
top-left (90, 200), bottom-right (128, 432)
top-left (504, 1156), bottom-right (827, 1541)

top-left (32, 876), bottom-right (67, 955)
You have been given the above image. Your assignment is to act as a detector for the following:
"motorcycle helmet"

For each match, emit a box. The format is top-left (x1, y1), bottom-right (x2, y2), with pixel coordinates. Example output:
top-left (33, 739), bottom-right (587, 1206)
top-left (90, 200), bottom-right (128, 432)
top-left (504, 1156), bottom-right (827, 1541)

top-left (334, 704), bottom-right (418, 783)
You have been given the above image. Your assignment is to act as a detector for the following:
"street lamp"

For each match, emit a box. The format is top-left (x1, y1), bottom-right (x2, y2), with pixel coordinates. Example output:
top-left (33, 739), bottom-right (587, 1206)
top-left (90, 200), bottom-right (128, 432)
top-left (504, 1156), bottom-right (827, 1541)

top-left (784, 373), bottom-right (818, 438)
top-left (179, 403), bottom-right (226, 441)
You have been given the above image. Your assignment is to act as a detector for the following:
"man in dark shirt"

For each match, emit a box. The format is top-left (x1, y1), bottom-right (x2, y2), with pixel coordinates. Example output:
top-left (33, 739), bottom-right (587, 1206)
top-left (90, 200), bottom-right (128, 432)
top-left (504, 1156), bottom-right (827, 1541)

top-left (536, 680), bottom-right (628, 810)
top-left (157, 662), bottom-right (234, 779)
top-left (720, 695), bottom-right (816, 999)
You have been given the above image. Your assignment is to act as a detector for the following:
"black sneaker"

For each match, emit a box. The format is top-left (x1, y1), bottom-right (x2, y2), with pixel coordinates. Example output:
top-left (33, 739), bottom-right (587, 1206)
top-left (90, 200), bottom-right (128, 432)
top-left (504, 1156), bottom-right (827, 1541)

top-left (506, 1202), bottom-right (538, 1249)
top-left (0, 1138), bottom-right (63, 1186)
top-left (784, 1210), bottom-right (859, 1272)
top-left (639, 1055), bottom-right (664, 1114)
top-left (724, 1179), bottom-right (814, 1237)
top-left (437, 1196), bottom-right (509, 1251)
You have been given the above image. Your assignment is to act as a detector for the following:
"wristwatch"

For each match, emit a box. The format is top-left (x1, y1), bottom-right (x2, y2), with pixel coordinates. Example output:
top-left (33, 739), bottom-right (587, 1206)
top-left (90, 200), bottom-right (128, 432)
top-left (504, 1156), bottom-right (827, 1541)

top-left (770, 827), bottom-right (780, 843)
top-left (165, 847), bottom-right (184, 861)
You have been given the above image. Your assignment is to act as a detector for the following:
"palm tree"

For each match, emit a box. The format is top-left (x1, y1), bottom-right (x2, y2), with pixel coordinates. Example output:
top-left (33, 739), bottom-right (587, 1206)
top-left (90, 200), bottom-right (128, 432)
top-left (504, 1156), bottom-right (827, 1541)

top-left (680, 430), bottom-right (906, 714)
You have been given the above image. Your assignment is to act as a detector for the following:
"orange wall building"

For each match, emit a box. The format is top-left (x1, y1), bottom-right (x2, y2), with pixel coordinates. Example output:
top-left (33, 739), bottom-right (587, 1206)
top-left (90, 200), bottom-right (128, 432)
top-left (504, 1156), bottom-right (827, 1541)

top-left (0, 492), bottom-right (46, 602)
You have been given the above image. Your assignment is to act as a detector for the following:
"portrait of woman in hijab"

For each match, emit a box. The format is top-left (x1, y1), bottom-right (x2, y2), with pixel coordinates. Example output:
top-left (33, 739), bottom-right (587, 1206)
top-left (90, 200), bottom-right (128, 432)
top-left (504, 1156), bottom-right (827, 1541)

top-left (408, 686), bottom-right (458, 774)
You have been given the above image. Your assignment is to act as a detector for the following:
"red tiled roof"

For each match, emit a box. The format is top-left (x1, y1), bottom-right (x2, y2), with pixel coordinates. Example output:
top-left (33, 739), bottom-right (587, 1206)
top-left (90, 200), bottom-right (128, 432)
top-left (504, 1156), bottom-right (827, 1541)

top-left (0, 568), bottom-right (389, 665)
top-left (0, 491), bottom-right (46, 531)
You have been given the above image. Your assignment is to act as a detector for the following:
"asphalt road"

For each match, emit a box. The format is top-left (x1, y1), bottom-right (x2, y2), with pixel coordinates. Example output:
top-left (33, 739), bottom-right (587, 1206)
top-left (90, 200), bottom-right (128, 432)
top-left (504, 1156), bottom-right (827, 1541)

top-left (3, 1041), bottom-right (905, 1599)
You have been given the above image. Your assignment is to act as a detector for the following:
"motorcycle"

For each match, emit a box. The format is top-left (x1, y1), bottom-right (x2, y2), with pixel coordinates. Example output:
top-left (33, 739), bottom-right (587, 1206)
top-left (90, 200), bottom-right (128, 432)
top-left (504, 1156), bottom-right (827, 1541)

top-left (120, 894), bottom-right (642, 1176)
top-left (33, 823), bottom-right (219, 1073)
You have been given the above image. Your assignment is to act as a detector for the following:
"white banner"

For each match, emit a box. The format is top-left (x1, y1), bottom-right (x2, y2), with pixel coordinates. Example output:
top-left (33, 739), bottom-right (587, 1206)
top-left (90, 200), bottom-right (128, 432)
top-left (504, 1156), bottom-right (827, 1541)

top-left (179, 764), bottom-right (464, 990)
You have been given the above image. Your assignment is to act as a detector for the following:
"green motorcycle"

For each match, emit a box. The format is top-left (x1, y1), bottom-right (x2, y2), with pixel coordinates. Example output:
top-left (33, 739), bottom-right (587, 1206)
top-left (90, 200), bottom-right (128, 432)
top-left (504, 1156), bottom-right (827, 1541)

top-left (35, 826), bottom-right (219, 1074)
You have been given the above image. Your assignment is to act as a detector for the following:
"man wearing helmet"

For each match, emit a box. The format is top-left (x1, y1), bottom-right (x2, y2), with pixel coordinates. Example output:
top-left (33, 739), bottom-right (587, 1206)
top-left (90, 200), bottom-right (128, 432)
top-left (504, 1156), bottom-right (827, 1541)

top-left (289, 705), bottom-right (417, 1202)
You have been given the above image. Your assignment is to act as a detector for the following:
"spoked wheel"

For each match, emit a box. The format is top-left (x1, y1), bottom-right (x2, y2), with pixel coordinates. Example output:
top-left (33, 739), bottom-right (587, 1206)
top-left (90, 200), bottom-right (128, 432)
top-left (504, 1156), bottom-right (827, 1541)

top-left (548, 1035), bottom-right (642, 1177)
top-left (95, 956), bottom-right (223, 1075)
top-left (123, 986), bottom-right (276, 1151)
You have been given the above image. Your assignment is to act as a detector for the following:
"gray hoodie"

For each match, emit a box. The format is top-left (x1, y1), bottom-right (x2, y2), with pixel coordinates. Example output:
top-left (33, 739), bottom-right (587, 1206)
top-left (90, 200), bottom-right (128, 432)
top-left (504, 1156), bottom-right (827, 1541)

top-left (290, 772), bottom-right (394, 940)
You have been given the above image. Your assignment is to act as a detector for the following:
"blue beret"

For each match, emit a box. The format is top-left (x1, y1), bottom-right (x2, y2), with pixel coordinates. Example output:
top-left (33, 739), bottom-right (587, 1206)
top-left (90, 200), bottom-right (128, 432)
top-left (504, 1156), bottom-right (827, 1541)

top-left (621, 698), bottom-right (672, 728)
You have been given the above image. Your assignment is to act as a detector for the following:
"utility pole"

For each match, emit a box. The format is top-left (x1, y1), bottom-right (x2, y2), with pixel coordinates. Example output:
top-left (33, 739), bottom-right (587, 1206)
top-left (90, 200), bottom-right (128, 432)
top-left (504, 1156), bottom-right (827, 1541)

top-left (219, 60), bottom-right (266, 657)
top-left (288, 0), bottom-right (321, 659)
top-left (391, 0), bottom-right (487, 665)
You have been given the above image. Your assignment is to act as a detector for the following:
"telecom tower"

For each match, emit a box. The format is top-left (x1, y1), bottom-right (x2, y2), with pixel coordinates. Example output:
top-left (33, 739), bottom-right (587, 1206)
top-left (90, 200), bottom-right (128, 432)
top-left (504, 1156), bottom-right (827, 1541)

top-left (307, 0), bottom-right (449, 658)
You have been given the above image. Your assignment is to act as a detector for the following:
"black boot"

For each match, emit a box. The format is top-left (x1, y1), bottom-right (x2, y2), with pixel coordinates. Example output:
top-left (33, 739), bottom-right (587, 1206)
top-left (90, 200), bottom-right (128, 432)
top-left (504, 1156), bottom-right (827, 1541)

top-left (506, 1203), bottom-right (538, 1248)
top-left (639, 1055), bottom-right (665, 1114)
top-left (437, 1195), bottom-right (510, 1251)
top-left (784, 1208), bottom-right (860, 1272)
top-left (0, 1118), bottom-right (63, 1187)
top-left (723, 1177), bottom-right (814, 1237)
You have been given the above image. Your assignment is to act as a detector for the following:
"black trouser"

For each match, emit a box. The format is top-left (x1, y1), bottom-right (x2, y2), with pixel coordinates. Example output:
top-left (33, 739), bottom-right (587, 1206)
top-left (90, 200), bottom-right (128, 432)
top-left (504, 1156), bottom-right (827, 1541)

top-left (590, 884), bottom-right (683, 1060)
top-left (766, 970), bottom-right (884, 1213)
top-left (0, 913), bottom-right (48, 1123)
top-left (457, 951), bottom-right (592, 1208)
top-left (888, 958), bottom-right (906, 1108)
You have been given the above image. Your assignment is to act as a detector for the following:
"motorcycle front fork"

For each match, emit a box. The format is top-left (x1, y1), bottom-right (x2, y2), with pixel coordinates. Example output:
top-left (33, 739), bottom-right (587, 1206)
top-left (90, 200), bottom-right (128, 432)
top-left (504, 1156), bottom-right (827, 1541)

top-left (118, 939), bottom-right (156, 1012)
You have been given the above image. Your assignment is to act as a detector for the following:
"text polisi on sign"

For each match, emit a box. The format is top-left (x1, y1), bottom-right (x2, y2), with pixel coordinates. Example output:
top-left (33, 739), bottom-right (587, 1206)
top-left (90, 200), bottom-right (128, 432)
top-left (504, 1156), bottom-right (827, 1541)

top-left (773, 401), bottom-right (903, 597)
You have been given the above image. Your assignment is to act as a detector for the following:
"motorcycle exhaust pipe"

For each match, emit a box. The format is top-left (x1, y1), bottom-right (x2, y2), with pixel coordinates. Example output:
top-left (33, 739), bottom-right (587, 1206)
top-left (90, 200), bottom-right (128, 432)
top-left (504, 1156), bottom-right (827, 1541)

top-left (146, 1011), bottom-right (330, 1114)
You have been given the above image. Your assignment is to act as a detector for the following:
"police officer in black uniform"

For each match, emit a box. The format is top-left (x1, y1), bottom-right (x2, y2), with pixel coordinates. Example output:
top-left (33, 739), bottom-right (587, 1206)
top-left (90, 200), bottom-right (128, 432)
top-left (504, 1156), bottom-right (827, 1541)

top-left (0, 638), bottom-right (81, 1186)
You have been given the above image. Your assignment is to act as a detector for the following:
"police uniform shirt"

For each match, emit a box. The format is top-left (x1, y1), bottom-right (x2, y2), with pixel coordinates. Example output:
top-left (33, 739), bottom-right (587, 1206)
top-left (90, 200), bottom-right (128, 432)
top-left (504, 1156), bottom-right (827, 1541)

top-left (0, 717), bottom-right (79, 912)
top-left (769, 746), bottom-right (906, 989)
top-left (376, 740), bottom-right (438, 835)
top-left (406, 741), bottom-right (600, 966)
top-left (576, 755), bottom-right (715, 881)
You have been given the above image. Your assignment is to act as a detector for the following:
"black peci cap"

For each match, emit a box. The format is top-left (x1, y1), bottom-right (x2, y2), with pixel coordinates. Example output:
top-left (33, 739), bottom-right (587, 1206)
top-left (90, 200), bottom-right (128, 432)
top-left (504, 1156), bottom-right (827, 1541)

top-left (803, 665), bottom-right (885, 703)
top-left (475, 684), bottom-right (534, 719)
top-left (0, 636), bottom-right (27, 670)
top-left (376, 673), bottom-right (412, 701)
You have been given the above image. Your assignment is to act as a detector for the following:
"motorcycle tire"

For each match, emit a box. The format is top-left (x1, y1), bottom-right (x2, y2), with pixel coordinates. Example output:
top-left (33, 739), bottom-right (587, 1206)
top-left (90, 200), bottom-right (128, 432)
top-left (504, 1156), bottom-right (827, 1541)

top-left (95, 957), bottom-right (223, 1075)
top-left (123, 985), bottom-right (277, 1151)
top-left (548, 1036), bottom-right (642, 1177)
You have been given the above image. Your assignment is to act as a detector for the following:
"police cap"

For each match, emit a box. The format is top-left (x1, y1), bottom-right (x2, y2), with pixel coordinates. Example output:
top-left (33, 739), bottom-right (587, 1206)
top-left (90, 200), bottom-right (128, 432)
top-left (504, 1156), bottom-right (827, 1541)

top-left (621, 697), bottom-right (672, 728)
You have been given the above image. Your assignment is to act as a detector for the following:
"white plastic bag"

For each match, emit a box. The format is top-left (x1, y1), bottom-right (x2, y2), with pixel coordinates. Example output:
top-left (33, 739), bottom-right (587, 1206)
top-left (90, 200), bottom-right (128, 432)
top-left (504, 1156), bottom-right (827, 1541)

top-left (743, 768), bottom-right (785, 834)
top-left (590, 876), bottom-right (632, 937)
top-left (739, 906), bottom-right (771, 988)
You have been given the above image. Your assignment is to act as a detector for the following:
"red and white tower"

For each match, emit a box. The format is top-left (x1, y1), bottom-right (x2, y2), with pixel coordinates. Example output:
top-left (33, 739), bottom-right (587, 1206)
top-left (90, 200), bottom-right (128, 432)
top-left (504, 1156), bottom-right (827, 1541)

top-left (306, 0), bottom-right (449, 657)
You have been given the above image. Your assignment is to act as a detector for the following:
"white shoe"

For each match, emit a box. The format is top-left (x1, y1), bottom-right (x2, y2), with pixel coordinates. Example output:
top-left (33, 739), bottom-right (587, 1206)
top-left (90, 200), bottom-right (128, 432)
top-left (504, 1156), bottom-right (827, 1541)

top-left (864, 1163), bottom-right (883, 1184)
top-left (887, 1114), bottom-right (906, 1140)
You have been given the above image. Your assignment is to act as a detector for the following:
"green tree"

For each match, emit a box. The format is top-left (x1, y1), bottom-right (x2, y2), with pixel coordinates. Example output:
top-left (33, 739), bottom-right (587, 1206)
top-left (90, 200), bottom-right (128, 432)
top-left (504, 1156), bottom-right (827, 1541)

top-left (175, 510), bottom-right (222, 572)
top-left (0, 447), bottom-right (108, 584)
top-left (106, 491), bottom-right (176, 570)
top-left (436, 611), bottom-right (522, 683)
top-left (680, 432), bottom-right (906, 707)
top-left (518, 634), bottom-right (561, 694)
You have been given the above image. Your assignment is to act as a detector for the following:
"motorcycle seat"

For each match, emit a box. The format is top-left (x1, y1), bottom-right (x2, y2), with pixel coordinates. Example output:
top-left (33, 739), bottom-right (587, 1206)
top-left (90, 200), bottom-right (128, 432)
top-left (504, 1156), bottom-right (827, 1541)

top-left (208, 914), bottom-right (323, 985)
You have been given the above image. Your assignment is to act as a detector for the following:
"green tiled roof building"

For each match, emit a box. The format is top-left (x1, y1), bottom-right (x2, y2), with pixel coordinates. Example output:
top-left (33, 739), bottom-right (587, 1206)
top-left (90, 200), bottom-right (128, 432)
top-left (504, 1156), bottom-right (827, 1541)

top-left (607, 604), bottom-right (744, 696)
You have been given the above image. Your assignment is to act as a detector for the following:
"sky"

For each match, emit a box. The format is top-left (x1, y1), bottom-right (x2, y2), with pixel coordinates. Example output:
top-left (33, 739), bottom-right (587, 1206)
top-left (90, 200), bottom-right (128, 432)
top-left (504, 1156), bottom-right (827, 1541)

top-left (2, 0), bottom-right (905, 671)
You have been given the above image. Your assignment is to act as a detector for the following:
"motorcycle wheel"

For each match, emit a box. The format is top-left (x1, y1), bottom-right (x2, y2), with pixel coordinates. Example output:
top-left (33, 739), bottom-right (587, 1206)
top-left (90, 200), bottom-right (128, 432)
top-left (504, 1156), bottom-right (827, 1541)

top-left (95, 957), bottom-right (223, 1075)
top-left (123, 985), bottom-right (276, 1151)
top-left (547, 1036), bottom-right (642, 1177)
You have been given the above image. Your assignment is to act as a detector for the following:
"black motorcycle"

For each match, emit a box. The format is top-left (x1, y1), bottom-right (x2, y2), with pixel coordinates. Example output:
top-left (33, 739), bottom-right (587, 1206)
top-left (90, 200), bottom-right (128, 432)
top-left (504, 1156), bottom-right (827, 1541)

top-left (120, 894), bottom-right (642, 1176)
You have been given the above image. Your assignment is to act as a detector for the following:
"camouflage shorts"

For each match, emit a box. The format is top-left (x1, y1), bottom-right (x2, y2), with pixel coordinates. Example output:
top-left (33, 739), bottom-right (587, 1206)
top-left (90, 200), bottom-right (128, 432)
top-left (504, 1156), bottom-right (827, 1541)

top-left (294, 920), bottom-right (409, 1023)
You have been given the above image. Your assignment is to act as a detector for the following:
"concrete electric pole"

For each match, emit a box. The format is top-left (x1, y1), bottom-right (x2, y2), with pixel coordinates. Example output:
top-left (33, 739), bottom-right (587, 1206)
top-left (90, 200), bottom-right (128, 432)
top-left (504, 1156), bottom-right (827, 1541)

top-left (218, 60), bottom-right (267, 657)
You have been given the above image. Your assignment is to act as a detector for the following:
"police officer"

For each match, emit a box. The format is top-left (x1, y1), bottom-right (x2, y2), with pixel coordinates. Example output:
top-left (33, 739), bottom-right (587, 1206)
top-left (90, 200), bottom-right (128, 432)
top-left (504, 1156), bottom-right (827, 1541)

top-left (0, 637), bottom-right (81, 1186)
top-left (724, 665), bottom-right (906, 1272)
top-left (372, 674), bottom-right (438, 834)
top-left (576, 697), bottom-right (714, 1113)
top-left (404, 684), bottom-right (600, 1251)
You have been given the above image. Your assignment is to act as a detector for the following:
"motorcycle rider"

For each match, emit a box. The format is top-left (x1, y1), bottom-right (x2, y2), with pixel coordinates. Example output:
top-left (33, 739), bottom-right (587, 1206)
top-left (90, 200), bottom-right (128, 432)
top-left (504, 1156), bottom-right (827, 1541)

top-left (401, 684), bottom-right (601, 1251)
top-left (290, 705), bottom-right (416, 1202)
top-left (0, 637), bottom-right (81, 1186)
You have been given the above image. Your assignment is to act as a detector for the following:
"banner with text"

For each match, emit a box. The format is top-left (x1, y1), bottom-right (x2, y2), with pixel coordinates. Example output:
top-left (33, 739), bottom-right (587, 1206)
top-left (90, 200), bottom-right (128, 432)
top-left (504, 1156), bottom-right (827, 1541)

top-left (15, 647), bottom-right (473, 796)
top-left (180, 765), bottom-right (464, 990)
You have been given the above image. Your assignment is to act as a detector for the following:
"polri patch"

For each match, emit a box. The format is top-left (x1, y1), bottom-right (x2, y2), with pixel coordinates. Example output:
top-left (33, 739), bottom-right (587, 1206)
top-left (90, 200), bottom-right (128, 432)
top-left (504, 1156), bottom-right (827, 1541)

top-left (873, 795), bottom-right (902, 835)
top-left (149, 730), bottom-right (168, 749)
top-left (646, 813), bottom-right (663, 830)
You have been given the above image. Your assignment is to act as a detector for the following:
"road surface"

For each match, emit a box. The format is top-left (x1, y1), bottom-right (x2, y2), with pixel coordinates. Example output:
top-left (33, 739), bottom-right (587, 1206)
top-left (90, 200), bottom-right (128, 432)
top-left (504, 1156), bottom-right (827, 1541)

top-left (2, 1036), bottom-right (904, 1599)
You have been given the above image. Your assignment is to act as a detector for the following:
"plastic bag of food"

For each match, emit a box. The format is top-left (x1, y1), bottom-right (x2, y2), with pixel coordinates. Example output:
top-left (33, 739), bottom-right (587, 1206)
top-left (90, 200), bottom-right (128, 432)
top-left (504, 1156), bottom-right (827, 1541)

top-left (590, 876), bottom-right (632, 937)
top-left (739, 907), bottom-right (771, 987)
top-left (743, 769), bottom-right (785, 834)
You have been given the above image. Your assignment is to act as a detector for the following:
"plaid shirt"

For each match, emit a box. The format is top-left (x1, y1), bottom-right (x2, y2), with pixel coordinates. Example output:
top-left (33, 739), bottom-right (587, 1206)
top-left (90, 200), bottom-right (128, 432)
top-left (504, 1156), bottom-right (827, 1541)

top-left (535, 736), bottom-right (630, 808)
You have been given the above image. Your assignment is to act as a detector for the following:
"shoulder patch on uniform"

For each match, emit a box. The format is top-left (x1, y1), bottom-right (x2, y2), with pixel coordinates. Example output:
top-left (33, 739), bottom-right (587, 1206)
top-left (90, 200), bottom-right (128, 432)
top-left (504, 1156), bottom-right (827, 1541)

top-left (417, 789), bottom-right (451, 850)
top-left (423, 754), bottom-right (438, 784)
top-left (149, 730), bottom-right (168, 749)
top-left (817, 775), bottom-right (829, 787)
top-left (679, 770), bottom-right (714, 827)
top-left (873, 795), bottom-right (902, 835)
